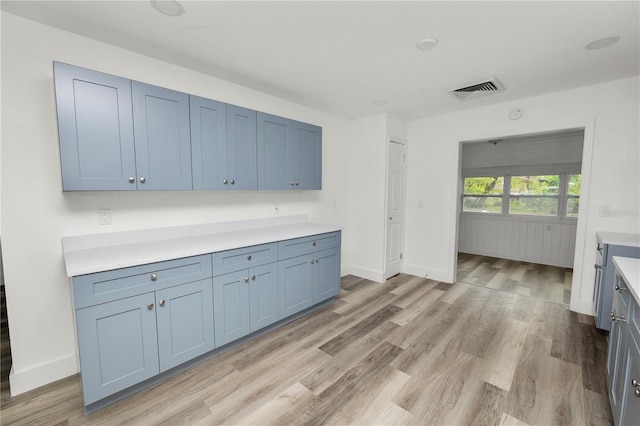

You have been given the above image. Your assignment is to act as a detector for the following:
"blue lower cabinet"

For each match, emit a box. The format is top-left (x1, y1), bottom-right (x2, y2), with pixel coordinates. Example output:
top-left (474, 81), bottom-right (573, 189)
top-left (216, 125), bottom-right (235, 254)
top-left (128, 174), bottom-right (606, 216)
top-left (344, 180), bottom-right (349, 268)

top-left (76, 293), bottom-right (160, 405)
top-left (156, 279), bottom-right (215, 371)
top-left (213, 263), bottom-right (279, 346)
top-left (314, 247), bottom-right (341, 301)
top-left (278, 255), bottom-right (314, 318)
top-left (213, 270), bottom-right (251, 346)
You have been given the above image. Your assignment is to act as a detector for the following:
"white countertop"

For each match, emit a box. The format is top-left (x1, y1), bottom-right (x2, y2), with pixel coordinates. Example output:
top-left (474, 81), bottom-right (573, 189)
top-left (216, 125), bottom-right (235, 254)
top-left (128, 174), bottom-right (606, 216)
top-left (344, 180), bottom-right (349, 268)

top-left (613, 256), bottom-right (640, 306)
top-left (62, 215), bottom-right (341, 277)
top-left (597, 232), bottom-right (640, 248)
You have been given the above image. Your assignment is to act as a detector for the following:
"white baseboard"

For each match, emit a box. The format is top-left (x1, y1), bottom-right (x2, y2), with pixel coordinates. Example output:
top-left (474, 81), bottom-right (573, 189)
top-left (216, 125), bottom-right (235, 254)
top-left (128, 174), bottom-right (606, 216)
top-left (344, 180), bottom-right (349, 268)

top-left (342, 265), bottom-right (385, 283)
top-left (9, 353), bottom-right (78, 396)
top-left (403, 264), bottom-right (452, 283)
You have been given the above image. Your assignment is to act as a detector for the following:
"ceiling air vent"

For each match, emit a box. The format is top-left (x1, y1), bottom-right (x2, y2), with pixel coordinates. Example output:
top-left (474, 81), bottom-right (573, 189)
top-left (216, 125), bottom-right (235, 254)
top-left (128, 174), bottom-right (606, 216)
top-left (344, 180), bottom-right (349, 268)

top-left (448, 77), bottom-right (505, 101)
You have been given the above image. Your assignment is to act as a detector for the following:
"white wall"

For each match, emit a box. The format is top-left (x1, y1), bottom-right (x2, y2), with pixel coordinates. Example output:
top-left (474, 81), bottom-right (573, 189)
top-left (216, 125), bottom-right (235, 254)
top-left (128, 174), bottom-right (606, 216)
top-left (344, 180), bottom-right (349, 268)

top-left (1, 12), bottom-right (352, 395)
top-left (405, 76), bottom-right (640, 313)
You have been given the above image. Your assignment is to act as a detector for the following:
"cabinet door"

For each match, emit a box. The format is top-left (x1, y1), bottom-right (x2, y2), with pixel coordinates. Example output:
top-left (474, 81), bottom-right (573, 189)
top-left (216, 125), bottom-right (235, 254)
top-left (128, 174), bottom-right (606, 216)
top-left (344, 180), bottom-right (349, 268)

top-left (133, 82), bottom-right (192, 190)
top-left (190, 96), bottom-right (227, 190)
top-left (156, 279), bottom-right (215, 371)
top-left (609, 314), bottom-right (627, 424)
top-left (53, 62), bottom-right (137, 191)
top-left (257, 112), bottom-right (294, 190)
top-left (293, 121), bottom-right (322, 190)
top-left (249, 263), bottom-right (279, 331)
top-left (313, 247), bottom-right (341, 302)
top-left (620, 333), bottom-right (640, 426)
top-left (213, 270), bottom-right (250, 346)
top-left (278, 255), bottom-right (314, 318)
top-left (76, 293), bottom-right (159, 405)
top-left (227, 105), bottom-right (257, 190)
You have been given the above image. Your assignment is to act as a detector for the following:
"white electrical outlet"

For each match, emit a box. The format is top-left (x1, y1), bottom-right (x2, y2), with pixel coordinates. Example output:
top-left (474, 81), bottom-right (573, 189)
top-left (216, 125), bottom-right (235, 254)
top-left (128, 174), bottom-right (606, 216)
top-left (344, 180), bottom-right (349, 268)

top-left (99, 209), bottom-right (112, 225)
top-left (274, 204), bottom-right (279, 215)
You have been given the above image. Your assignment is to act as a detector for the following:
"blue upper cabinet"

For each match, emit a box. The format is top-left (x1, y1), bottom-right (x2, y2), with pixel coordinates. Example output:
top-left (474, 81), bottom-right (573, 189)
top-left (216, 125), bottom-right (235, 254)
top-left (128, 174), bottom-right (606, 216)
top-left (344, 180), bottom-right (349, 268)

top-left (190, 96), bottom-right (228, 190)
top-left (257, 112), bottom-right (322, 190)
top-left (293, 120), bottom-right (322, 190)
top-left (54, 62), bottom-right (137, 191)
top-left (132, 82), bottom-right (193, 190)
top-left (226, 105), bottom-right (258, 190)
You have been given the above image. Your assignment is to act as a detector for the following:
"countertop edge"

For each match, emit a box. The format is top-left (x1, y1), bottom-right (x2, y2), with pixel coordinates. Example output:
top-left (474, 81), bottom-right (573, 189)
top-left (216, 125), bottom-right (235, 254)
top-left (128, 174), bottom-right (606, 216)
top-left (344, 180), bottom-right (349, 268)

top-left (596, 231), bottom-right (640, 248)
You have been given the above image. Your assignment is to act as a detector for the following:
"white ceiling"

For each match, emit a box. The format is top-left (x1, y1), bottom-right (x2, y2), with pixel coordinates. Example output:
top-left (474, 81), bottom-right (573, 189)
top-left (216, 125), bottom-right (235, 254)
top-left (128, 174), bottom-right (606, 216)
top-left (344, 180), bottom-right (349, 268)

top-left (2, 1), bottom-right (639, 120)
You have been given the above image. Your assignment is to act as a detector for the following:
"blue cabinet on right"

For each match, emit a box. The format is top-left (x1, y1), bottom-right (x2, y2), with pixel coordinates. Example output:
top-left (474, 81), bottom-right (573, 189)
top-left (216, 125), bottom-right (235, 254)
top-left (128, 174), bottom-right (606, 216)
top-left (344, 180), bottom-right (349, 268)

top-left (257, 112), bottom-right (321, 190)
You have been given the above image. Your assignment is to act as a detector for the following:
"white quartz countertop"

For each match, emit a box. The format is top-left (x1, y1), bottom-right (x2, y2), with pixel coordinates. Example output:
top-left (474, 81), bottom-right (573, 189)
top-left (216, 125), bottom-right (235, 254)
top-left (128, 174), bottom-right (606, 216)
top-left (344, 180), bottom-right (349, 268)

top-left (62, 216), bottom-right (341, 277)
top-left (612, 256), bottom-right (640, 306)
top-left (597, 232), bottom-right (640, 248)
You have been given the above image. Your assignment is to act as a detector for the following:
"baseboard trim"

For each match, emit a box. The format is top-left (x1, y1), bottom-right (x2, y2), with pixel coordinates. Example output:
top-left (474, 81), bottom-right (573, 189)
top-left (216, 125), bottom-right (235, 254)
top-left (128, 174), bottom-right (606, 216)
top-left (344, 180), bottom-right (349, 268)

top-left (342, 266), bottom-right (385, 283)
top-left (9, 353), bottom-right (77, 396)
top-left (403, 264), bottom-right (452, 283)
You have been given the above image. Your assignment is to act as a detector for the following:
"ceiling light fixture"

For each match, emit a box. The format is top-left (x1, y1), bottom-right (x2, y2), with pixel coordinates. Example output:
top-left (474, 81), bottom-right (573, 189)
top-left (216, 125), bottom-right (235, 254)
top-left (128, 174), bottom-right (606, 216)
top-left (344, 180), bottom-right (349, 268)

top-left (416, 37), bottom-right (439, 51)
top-left (373, 99), bottom-right (388, 106)
top-left (585, 36), bottom-right (620, 50)
top-left (150, 0), bottom-right (185, 17)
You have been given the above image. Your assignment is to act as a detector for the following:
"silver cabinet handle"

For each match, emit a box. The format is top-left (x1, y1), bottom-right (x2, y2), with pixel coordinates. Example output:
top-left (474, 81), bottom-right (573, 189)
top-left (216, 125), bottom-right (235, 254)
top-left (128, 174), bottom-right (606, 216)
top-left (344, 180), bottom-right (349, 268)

top-left (295, 182), bottom-right (299, 186)
top-left (147, 303), bottom-right (153, 310)
top-left (159, 299), bottom-right (165, 307)
top-left (223, 179), bottom-right (228, 185)
top-left (244, 277), bottom-right (249, 283)
top-left (615, 284), bottom-right (627, 292)
top-left (632, 379), bottom-right (639, 387)
top-left (151, 274), bottom-right (158, 281)
top-left (311, 259), bottom-right (315, 264)
top-left (315, 258), bottom-right (319, 263)
top-left (139, 177), bottom-right (146, 183)
top-left (594, 264), bottom-right (602, 270)
top-left (230, 179), bottom-right (235, 185)
top-left (129, 177), bottom-right (135, 183)
top-left (312, 241), bottom-right (316, 246)
top-left (611, 312), bottom-right (616, 321)
top-left (251, 275), bottom-right (256, 281)
top-left (635, 389), bottom-right (640, 398)
top-left (290, 181), bottom-right (295, 186)
top-left (611, 312), bottom-right (626, 322)
top-left (247, 255), bottom-right (252, 261)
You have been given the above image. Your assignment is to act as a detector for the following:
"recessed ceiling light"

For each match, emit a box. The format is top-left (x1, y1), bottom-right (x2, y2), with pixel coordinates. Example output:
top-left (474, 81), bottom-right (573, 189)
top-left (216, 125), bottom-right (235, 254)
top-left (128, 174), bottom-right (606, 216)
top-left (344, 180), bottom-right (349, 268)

top-left (373, 99), bottom-right (388, 106)
top-left (416, 37), bottom-right (439, 51)
top-left (585, 36), bottom-right (620, 50)
top-left (150, 0), bottom-right (185, 17)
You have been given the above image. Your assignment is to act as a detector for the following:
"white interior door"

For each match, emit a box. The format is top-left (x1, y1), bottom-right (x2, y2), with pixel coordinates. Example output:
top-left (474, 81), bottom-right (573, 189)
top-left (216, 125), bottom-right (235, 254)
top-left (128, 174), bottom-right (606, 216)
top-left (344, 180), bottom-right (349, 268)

top-left (385, 141), bottom-right (406, 279)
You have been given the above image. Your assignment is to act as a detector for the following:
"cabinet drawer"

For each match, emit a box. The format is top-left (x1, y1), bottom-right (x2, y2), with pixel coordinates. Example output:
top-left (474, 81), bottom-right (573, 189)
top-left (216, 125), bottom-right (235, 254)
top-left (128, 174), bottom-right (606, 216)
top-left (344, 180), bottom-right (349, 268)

top-left (278, 231), bottom-right (341, 259)
top-left (212, 243), bottom-right (277, 276)
top-left (73, 255), bottom-right (213, 309)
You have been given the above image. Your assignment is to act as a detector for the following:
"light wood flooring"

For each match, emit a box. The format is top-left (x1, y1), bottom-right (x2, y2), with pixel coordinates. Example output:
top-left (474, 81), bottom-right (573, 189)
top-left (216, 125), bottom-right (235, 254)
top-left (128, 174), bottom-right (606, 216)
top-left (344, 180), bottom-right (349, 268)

top-left (0, 254), bottom-right (612, 425)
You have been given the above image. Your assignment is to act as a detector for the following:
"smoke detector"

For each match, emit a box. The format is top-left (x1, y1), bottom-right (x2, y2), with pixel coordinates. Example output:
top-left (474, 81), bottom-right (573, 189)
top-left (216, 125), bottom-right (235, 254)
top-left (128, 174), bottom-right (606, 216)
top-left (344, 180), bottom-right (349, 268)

top-left (448, 77), bottom-right (505, 101)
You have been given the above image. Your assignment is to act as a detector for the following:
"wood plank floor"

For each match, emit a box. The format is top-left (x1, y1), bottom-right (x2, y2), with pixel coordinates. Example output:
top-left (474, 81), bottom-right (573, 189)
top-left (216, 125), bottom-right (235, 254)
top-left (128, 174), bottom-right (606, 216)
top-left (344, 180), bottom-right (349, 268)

top-left (0, 254), bottom-right (612, 425)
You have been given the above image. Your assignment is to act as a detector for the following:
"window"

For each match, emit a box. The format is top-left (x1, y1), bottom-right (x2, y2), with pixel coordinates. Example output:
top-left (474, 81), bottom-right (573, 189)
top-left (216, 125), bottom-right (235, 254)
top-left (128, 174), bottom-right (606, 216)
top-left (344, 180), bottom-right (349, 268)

top-left (462, 173), bottom-right (581, 218)
top-left (509, 175), bottom-right (559, 216)
top-left (566, 174), bottom-right (581, 217)
top-left (463, 177), bottom-right (504, 213)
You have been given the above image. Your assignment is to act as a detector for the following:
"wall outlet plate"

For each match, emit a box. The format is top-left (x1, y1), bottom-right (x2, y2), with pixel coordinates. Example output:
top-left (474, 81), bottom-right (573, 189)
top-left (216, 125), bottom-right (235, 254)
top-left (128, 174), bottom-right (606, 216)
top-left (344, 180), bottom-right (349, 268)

top-left (99, 209), bottom-right (112, 225)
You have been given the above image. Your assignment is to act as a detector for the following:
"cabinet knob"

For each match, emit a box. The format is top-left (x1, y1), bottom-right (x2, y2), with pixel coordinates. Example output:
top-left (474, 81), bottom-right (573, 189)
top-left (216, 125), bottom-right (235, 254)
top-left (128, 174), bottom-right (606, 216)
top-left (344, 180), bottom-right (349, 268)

top-left (150, 273), bottom-right (158, 281)
top-left (594, 264), bottom-right (602, 270)
top-left (147, 303), bottom-right (153, 310)
top-left (290, 181), bottom-right (295, 186)
top-left (251, 275), bottom-right (256, 281)
top-left (139, 177), bottom-right (146, 184)
top-left (230, 179), bottom-right (235, 185)
top-left (635, 389), bottom-right (640, 398)
top-left (295, 182), bottom-right (299, 186)
top-left (244, 277), bottom-right (249, 283)
top-left (611, 312), bottom-right (616, 321)
top-left (312, 242), bottom-right (316, 247)
top-left (615, 284), bottom-right (620, 291)
top-left (315, 258), bottom-right (319, 263)
top-left (632, 379), bottom-right (639, 388)
top-left (159, 299), bottom-right (165, 307)
top-left (128, 177), bottom-right (135, 183)
top-left (223, 179), bottom-right (228, 185)
top-left (247, 255), bottom-right (252, 261)
top-left (311, 259), bottom-right (315, 264)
